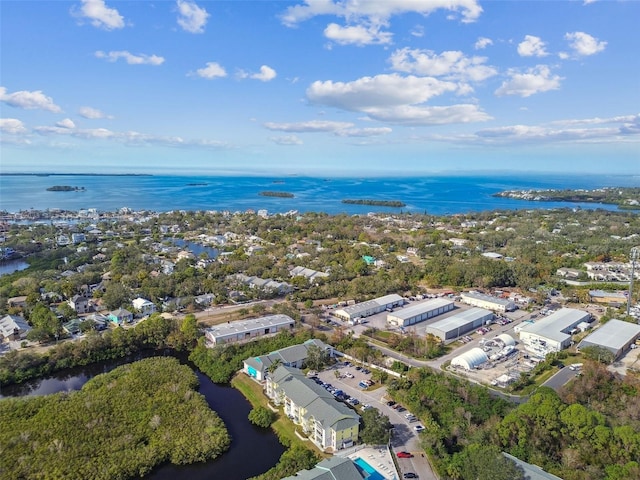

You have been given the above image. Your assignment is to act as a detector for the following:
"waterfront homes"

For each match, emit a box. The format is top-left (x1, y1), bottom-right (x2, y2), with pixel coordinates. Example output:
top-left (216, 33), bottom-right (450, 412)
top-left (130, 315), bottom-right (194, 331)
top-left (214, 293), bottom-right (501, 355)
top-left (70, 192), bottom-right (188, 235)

top-left (132, 297), bottom-right (156, 316)
top-left (460, 292), bottom-right (516, 313)
top-left (0, 314), bottom-right (31, 341)
top-left (519, 308), bottom-right (592, 354)
top-left (333, 294), bottom-right (404, 322)
top-left (243, 338), bottom-right (333, 381)
top-left (205, 314), bottom-right (295, 346)
top-left (266, 366), bottom-right (360, 452)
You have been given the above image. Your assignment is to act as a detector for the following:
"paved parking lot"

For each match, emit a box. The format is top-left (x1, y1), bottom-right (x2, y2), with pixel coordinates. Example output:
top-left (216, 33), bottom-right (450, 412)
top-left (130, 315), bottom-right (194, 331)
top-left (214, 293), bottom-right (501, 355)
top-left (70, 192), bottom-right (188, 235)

top-left (316, 363), bottom-right (437, 480)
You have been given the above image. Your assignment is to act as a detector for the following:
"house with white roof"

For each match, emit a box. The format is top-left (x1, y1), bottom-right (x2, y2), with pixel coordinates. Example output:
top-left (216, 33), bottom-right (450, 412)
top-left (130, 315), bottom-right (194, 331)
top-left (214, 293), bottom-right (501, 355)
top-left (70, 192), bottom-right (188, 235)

top-left (132, 297), bottom-right (156, 316)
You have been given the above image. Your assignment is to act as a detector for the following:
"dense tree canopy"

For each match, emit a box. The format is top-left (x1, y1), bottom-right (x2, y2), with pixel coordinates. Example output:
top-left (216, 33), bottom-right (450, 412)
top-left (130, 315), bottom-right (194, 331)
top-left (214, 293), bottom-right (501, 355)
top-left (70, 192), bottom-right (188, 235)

top-left (0, 357), bottom-right (230, 480)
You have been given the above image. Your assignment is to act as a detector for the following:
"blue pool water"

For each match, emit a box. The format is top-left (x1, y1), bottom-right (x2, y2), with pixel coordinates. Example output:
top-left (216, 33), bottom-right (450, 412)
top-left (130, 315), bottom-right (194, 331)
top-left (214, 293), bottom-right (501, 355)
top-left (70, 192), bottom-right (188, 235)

top-left (353, 457), bottom-right (386, 480)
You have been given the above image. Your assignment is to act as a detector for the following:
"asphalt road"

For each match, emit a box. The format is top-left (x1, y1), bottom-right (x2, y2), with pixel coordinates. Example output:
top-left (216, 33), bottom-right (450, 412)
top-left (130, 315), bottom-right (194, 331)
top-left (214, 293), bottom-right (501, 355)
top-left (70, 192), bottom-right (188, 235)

top-left (542, 365), bottom-right (579, 390)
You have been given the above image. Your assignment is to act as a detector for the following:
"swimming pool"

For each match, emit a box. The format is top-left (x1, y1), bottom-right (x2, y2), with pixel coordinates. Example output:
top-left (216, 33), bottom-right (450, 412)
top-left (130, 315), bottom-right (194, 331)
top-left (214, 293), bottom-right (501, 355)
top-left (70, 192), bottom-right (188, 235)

top-left (353, 457), bottom-right (386, 480)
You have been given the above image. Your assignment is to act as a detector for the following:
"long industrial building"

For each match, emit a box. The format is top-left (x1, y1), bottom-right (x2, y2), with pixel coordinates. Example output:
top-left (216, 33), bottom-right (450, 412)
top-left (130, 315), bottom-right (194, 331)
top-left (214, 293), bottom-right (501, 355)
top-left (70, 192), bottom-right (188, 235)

top-left (519, 308), bottom-right (591, 353)
top-left (205, 314), bottom-right (295, 346)
top-left (578, 319), bottom-right (640, 359)
top-left (386, 298), bottom-right (454, 328)
top-left (425, 307), bottom-right (494, 341)
top-left (460, 292), bottom-right (516, 312)
top-left (333, 294), bottom-right (404, 322)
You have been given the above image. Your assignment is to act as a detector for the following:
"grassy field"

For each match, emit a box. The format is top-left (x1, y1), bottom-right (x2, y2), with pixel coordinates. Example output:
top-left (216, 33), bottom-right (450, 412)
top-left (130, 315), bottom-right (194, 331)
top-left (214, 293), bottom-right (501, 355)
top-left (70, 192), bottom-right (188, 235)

top-left (231, 373), bottom-right (327, 456)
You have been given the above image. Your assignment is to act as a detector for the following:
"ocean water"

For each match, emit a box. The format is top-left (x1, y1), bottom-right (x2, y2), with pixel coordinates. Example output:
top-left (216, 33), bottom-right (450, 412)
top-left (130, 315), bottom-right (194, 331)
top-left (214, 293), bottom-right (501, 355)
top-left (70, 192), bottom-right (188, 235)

top-left (0, 173), bottom-right (638, 215)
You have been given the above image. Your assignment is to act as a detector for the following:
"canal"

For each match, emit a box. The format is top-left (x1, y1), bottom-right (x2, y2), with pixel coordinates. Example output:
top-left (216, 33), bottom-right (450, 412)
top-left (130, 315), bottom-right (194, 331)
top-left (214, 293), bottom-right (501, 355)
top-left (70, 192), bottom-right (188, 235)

top-left (0, 353), bottom-right (285, 480)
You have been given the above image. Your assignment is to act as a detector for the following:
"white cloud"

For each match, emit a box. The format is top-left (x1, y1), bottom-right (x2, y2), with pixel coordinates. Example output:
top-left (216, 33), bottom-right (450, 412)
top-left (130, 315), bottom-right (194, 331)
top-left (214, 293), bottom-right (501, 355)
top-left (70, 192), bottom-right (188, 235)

top-left (56, 118), bottom-right (76, 129)
top-left (280, 0), bottom-right (483, 27)
top-left (176, 0), bottom-right (209, 34)
top-left (264, 120), bottom-right (354, 133)
top-left (72, 0), bottom-right (125, 30)
top-left (0, 87), bottom-right (62, 112)
top-left (565, 31), bottom-right (607, 56)
top-left (95, 51), bottom-right (165, 65)
top-left (240, 65), bottom-right (277, 82)
top-left (79, 106), bottom-right (113, 119)
top-left (307, 74), bottom-right (459, 111)
top-left (31, 121), bottom-right (230, 148)
top-left (0, 118), bottom-right (28, 134)
top-left (192, 62), bottom-right (227, 79)
top-left (335, 127), bottom-right (392, 137)
top-left (432, 114), bottom-right (640, 145)
top-left (363, 104), bottom-right (491, 125)
top-left (517, 35), bottom-right (548, 57)
top-left (306, 73), bottom-right (491, 125)
top-left (410, 25), bottom-right (425, 38)
top-left (474, 37), bottom-right (492, 50)
top-left (495, 65), bottom-right (562, 97)
top-left (324, 23), bottom-right (392, 46)
top-left (270, 135), bottom-right (303, 145)
top-left (389, 48), bottom-right (497, 82)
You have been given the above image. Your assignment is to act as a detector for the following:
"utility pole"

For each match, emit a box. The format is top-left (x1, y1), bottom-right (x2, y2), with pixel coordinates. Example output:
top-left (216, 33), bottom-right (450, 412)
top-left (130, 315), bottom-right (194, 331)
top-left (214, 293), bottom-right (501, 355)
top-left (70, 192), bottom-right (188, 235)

top-left (628, 247), bottom-right (639, 318)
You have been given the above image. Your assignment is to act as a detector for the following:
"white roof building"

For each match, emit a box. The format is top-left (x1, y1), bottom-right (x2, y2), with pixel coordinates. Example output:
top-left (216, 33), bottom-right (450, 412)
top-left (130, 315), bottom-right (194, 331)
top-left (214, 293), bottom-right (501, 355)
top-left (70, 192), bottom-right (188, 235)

top-left (519, 308), bottom-right (591, 353)
top-left (460, 292), bottom-right (516, 312)
top-left (451, 348), bottom-right (489, 370)
top-left (205, 314), bottom-right (295, 346)
top-left (333, 294), bottom-right (404, 321)
top-left (424, 307), bottom-right (493, 340)
top-left (387, 298), bottom-right (455, 328)
top-left (578, 319), bottom-right (640, 359)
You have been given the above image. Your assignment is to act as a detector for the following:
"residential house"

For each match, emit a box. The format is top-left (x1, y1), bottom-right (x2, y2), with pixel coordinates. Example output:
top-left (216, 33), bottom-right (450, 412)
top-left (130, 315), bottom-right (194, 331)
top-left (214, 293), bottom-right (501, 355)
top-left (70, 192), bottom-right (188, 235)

top-left (0, 314), bottom-right (31, 341)
top-left (68, 295), bottom-right (91, 314)
top-left (243, 339), bottom-right (333, 381)
top-left (266, 366), bottom-right (360, 452)
top-left (108, 308), bottom-right (133, 325)
top-left (132, 297), bottom-right (156, 316)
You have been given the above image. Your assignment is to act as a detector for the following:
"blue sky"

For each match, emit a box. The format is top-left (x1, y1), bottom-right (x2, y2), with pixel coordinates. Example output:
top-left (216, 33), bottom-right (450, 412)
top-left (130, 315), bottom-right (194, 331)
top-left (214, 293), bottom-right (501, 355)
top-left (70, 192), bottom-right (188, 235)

top-left (1, 0), bottom-right (639, 176)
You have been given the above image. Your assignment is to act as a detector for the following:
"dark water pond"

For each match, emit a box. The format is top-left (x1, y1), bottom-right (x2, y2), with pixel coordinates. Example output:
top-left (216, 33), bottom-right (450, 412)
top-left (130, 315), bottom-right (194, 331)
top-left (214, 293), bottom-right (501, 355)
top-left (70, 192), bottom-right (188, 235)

top-left (0, 258), bottom-right (29, 277)
top-left (170, 238), bottom-right (219, 259)
top-left (0, 352), bottom-right (285, 480)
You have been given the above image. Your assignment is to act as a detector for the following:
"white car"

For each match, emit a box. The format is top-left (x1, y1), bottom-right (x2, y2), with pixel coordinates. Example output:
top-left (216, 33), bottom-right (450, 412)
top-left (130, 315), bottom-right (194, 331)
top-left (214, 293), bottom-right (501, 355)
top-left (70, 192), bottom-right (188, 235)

top-left (414, 425), bottom-right (425, 432)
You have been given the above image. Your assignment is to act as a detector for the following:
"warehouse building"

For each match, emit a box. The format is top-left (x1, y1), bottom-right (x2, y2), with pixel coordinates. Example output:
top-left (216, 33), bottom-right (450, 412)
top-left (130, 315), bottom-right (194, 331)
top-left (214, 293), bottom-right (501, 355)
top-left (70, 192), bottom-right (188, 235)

top-left (387, 298), bottom-right (454, 328)
top-left (578, 319), bottom-right (640, 359)
top-left (451, 347), bottom-right (489, 370)
top-left (205, 314), bottom-right (295, 346)
top-left (519, 308), bottom-right (591, 353)
top-left (333, 294), bottom-right (404, 322)
top-left (424, 307), bottom-right (494, 341)
top-left (460, 292), bottom-right (516, 312)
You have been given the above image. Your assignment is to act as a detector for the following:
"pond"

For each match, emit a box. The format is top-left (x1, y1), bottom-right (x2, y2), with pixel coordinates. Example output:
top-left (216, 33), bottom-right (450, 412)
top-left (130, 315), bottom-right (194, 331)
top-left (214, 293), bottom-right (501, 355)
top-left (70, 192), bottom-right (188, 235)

top-left (0, 259), bottom-right (29, 277)
top-left (169, 238), bottom-right (219, 259)
top-left (0, 353), bottom-right (285, 480)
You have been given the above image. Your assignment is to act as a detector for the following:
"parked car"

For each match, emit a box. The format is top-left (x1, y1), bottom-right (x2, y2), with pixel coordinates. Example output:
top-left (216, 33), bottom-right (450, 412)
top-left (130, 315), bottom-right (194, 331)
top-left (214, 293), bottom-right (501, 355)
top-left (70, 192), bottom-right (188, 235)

top-left (403, 473), bottom-right (418, 479)
top-left (414, 425), bottom-right (424, 432)
top-left (386, 400), bottom-right (396, 407)
top-left (397, 451), bottom-right (413, 458)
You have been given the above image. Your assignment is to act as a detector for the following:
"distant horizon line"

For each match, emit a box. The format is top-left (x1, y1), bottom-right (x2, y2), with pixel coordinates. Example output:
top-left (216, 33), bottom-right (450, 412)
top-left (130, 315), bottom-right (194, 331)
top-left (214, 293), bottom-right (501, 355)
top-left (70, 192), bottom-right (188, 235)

top-left (1, 170), bottom-right (639, 179)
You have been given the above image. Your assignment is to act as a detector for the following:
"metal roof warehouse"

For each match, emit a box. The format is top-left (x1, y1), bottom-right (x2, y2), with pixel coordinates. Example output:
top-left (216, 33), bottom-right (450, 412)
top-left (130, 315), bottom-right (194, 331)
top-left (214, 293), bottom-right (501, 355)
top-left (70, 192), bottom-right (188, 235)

top-left (205, 314), bottom-right (295, 345)
top-left (578, 319), bottom-right (640, 359)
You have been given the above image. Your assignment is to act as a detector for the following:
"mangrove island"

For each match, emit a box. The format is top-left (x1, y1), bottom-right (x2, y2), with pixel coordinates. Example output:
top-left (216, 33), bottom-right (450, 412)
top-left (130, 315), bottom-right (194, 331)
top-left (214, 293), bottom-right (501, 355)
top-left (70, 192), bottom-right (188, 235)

top-left (259, 191), bottom-right (294, 198)
top-left (341, 199), bottom-right (406, 207)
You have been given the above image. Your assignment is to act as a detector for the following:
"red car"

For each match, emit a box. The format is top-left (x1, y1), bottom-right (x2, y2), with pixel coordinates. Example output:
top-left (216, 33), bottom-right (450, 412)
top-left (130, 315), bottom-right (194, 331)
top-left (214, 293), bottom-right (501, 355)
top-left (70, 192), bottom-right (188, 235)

top-left (397, 451), bottom-right (414, 458)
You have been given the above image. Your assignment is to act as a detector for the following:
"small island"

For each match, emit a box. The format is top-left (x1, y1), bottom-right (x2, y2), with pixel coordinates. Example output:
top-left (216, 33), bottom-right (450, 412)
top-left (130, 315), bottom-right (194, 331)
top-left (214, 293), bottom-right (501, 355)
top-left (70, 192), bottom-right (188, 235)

top-left (493, 187), bottom-right (640, 209)
top-left (259, 191), bottom-right (294, 198)
top-left (341, 199), bottom-right (406, 207)
top-left (46, 185), bottom-right (86, 192)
